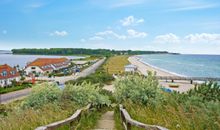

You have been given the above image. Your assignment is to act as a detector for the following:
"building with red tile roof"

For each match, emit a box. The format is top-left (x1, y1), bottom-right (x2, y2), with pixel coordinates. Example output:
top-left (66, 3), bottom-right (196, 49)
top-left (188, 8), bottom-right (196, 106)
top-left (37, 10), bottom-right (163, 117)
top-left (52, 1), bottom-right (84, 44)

top-left (0, 64), bottom-right (21, 87)
top-left (25, 58), bottom-right (70, 75)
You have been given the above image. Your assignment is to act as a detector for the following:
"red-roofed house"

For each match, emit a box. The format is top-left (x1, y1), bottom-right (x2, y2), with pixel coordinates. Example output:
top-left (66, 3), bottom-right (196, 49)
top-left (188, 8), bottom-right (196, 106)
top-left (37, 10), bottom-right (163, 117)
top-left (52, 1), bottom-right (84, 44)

top-left (25, 58), bottom-right (70, 75)
top-left (0, 64), bottom-right (21, 87)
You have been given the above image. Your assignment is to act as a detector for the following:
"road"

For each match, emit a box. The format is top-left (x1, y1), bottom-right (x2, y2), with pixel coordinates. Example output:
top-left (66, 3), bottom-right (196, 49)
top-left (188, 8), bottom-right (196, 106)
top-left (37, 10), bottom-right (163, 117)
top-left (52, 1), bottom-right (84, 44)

top-left (0, 88), bottom-right (32, 104)
top-left (0, 58), bottom-right (105, 104)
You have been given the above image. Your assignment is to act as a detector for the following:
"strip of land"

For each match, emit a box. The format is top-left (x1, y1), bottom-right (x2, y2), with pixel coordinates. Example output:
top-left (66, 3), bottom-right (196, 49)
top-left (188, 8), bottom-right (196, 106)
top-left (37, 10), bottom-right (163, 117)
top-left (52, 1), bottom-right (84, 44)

top-left (128, 56), bottom-right (195, 93)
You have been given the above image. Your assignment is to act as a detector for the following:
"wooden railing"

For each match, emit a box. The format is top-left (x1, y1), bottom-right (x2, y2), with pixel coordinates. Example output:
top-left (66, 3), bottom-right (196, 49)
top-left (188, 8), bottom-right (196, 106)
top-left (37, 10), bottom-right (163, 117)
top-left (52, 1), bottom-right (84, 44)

top-left (156, 76), bottom-right (220, 84)
top-left (35, 104), bottom-right (91, 130)
top-left (119, 105), bottom-right (168, 130)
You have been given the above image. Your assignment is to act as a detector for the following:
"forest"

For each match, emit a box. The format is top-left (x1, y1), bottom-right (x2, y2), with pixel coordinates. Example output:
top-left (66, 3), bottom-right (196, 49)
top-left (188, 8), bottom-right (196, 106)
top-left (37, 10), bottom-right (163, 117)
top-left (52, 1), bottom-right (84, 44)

top-left (11, 48), bottom-right (172, 56)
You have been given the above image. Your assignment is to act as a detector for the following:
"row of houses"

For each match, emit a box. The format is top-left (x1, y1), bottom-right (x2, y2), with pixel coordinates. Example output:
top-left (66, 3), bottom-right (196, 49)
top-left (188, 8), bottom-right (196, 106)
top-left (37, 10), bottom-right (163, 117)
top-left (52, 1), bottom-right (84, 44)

top-left (0, 58), bottom-right (71, 87)
top-left (0, 64), bottom-right (21, 87)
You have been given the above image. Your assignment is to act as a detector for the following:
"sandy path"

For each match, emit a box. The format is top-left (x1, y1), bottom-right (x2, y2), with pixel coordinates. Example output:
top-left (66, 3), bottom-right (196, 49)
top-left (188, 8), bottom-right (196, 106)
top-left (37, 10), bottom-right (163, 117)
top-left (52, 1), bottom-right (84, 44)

top-left (93, 111), bottom-right (115, 130)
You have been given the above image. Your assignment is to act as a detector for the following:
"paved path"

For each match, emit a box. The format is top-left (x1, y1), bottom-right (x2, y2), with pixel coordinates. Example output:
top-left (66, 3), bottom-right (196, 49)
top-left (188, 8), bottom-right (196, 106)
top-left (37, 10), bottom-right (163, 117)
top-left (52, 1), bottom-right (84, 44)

top-left (0, 88), bottom-right (32, 104)
top-left (0, 58), bottom-right (105, 104)
top-left (93, 111), bottom-right (115, 130)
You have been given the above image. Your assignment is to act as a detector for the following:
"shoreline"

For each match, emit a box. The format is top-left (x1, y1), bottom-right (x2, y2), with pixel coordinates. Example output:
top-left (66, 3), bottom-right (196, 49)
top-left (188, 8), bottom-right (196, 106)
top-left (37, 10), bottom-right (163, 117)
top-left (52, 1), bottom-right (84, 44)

top-left (136, 56), bottom-right (186, 77)
top-left (129, 56), bottom-right (177, 77)
top-left (128, 55), bottom-right (195, 93)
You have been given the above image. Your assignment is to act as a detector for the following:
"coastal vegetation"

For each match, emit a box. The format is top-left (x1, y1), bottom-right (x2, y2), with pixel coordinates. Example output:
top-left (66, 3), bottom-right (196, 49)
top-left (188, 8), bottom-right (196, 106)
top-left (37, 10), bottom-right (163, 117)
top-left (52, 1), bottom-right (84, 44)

top-left (114, 74), bottom-right (220, 130)
top-left (11, 48), bottom-right (170, 56)
top-left (0, 82), bottom-right (111, 130)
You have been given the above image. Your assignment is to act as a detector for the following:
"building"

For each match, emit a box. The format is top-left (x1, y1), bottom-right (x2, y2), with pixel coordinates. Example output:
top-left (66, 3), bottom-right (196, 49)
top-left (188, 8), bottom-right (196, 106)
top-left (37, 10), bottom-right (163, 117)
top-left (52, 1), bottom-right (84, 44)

top-left (0, 64), bottom-right (20, 87)
top-left (25, 58), bottom-right (70, 75)
top-left (124, 64), bottom-right (137, 73)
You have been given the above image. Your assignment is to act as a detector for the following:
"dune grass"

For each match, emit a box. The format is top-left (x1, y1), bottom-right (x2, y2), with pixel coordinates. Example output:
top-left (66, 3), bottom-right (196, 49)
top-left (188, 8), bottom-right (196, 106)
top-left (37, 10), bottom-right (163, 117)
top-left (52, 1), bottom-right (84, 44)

top-left (103, 55), bottom-right (129, 75)
top-left (114, 75), bottom-right (220, 130)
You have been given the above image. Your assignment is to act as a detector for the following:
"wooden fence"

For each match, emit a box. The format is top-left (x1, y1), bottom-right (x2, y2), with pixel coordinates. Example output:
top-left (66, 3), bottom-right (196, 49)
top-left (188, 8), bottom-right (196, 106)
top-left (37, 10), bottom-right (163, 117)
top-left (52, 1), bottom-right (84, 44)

top-left (35, 104), bottom-right (91, 130)
top-left (119, 105), bottom-right (168, 130)
top-left (156, 76), bottom-right (220, 84)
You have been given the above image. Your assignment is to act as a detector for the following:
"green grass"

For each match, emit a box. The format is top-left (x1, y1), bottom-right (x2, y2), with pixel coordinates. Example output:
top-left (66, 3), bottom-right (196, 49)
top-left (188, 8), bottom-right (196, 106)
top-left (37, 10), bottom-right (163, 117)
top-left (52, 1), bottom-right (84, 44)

top-left (0, 83), bottom-right (32, 94)
top-left (0, 102), bottom-right (78, 130)
top-left (113, 75), bottom-right (220, 130)
top-left (104, 55), bottom-right (129, 75)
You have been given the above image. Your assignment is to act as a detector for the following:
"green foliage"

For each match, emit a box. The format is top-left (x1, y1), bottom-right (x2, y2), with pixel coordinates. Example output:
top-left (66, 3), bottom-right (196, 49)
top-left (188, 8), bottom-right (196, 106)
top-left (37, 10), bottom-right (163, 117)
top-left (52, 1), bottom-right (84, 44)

top-left (114, 72), bottom-right (163, 105)
top-left (0, 82), bottom-right (32, 94)
top-left (63, 82), bottom-right (111, 106)
top-left (11, 48), bottom-right (170, 56)
top-left (22, 83), bottom-right (62, 109)
top-left (115, 77), bottom-right (220, 129)
top-left (66, 66), bottom-right (114, 87)
top-left (187, 82), bottom-right (220, 102)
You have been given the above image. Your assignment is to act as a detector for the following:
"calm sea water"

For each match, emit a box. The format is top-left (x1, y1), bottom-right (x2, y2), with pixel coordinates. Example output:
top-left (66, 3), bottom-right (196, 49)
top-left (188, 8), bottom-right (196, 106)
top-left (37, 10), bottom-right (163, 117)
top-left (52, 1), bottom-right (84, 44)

top-left (0, 54), bottom-right (84, 68)
top-left (139, 54), bottom-right (220, 77)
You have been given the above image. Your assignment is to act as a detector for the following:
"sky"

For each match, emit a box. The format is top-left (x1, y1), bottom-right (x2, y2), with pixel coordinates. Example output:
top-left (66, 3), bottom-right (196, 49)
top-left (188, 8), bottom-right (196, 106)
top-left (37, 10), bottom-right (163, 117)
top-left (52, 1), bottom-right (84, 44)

top-left (0, 0), bottom-right (220, 54)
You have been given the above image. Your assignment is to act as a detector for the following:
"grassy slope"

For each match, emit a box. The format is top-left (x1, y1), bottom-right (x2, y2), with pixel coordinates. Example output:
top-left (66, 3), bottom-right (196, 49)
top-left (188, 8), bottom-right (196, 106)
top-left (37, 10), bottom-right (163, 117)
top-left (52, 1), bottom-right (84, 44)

top-left (0, 101), bottom-right (78, 130)
top-left (103, 55), bottom-right (129, 75)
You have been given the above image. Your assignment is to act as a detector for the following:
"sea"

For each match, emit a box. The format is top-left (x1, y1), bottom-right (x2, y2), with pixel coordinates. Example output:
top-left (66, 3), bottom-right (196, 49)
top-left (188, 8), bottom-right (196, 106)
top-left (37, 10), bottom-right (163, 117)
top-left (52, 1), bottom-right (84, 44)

top-left (138, 54), bottom-right (220, 78)
top-left (0, 54), bottom-right (84, 68)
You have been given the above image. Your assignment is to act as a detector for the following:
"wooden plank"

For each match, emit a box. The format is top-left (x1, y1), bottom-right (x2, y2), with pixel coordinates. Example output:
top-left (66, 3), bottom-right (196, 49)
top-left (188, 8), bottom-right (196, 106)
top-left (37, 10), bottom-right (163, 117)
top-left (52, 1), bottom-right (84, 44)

top-left (119, 104), bottom-right (168, 130)
top-left (156, 76), bottom-right (220, 81)
top-left (35, 104), bottom-right (91, 130)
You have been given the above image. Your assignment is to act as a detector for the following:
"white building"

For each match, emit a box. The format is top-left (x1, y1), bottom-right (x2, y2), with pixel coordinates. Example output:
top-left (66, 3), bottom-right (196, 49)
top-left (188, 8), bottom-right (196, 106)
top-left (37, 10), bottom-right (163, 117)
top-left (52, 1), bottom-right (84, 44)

top-left (124, 64), bottom-right (137, 73)
top-left (0, 64), bottom-right (21, 87)
top-left (25, 58), bottom-right (70, 75)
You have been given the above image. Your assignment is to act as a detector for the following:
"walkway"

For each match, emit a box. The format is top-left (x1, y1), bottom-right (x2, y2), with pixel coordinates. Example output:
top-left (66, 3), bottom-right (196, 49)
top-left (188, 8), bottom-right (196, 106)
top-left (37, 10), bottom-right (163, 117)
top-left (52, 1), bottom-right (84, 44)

top-left (93, 111), bottom-right (115, 130)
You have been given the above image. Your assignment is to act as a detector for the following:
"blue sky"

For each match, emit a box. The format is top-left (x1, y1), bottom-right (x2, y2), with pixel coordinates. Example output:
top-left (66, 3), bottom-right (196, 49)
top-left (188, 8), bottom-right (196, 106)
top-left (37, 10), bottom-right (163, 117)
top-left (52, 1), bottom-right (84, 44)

top-left (0, 0), bottom-right (220, 54)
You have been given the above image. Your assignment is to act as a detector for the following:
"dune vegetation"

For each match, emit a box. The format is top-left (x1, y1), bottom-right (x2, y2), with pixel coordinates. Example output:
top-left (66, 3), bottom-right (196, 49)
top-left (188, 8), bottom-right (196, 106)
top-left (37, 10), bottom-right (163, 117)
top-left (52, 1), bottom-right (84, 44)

top-left (113, 73), bottom-right (220, 130)
top-left (0, 82), bottom-right (111, 130)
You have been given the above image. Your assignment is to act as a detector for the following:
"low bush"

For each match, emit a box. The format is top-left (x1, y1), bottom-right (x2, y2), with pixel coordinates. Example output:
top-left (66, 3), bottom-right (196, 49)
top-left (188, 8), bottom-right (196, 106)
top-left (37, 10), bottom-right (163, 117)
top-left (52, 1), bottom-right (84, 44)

top-left (63, 82), bottom-right (111, 106)
top-left (66, 67), bottom-right (114, 87)
top-left (22, 83), bottom-right (62, 109)
top-left (114, 72), bottom-right (164, 105)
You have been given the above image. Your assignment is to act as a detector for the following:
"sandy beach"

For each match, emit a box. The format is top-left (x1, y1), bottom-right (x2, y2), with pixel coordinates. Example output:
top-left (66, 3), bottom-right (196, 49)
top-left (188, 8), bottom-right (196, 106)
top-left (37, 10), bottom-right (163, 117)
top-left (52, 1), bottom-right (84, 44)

top-left (128, 56), bottom-right (195, 93)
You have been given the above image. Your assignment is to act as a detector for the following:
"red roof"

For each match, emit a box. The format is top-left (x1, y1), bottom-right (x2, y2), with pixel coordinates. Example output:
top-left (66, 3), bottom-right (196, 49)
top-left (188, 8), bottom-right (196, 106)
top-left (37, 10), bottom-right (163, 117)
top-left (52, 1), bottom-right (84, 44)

top-left (27, 58), bottom-right (69, 67)
top-left (0, 64), bottom-right (20, 79)
top-left (27, 58), bottom-right (70, 71)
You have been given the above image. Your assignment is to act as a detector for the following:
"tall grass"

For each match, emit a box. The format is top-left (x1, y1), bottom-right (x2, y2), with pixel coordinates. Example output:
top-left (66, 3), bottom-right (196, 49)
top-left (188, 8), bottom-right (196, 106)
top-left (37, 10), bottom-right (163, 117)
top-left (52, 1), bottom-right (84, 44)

top-left (114, 74), bottom-right (220, 130)
top-left (0, 82), bottom-right (111, 130)
top-left (103, 55), bottom-right (129, 74)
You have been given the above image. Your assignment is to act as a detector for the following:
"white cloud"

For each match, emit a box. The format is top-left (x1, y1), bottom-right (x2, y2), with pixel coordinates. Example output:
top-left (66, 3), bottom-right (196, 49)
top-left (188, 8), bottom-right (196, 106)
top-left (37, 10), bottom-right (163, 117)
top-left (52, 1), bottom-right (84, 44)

top-left (28, 3), bottom-right (44, 9)
top-left (89, 36), bottom-right (104, 41)
top-left (112, 0), bottom-right (145, 8)
top-left (96, 30), bottom-right (127, 40)
top-left (50, 31), bottom-right (68, 37)
top-left (2, 30), bottom-right (7, 35)
top-left (184, 33), bottom-right (220, 43)
top-left (154, 33), bottom-right (180, 43)
top-left (120, 16), bottom-right (144, 26)
top-left (168, 4), bottom-right (218, 11)
top-left (127, 29), bottom-right (147, 38)
top-left (80, 39), bottom-right (86, 42)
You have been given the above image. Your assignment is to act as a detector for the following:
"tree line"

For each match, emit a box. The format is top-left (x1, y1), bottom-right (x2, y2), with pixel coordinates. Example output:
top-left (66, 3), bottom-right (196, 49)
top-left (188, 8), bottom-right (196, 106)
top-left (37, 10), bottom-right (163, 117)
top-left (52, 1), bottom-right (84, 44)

top-left (11, 48), bottom-right (172, 56)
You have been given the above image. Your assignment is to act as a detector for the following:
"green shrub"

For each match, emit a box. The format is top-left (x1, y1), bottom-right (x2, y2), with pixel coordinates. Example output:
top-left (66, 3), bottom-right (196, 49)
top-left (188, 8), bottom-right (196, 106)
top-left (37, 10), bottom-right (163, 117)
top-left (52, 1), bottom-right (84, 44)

top-left (22, 83), bottom-right (62, 109)
top-left (187, 82), bottom-right (220, 102)
top-left (114, 72), bottom-right (163, 105)
top-left (63, 82), bottom-right (111, 106)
